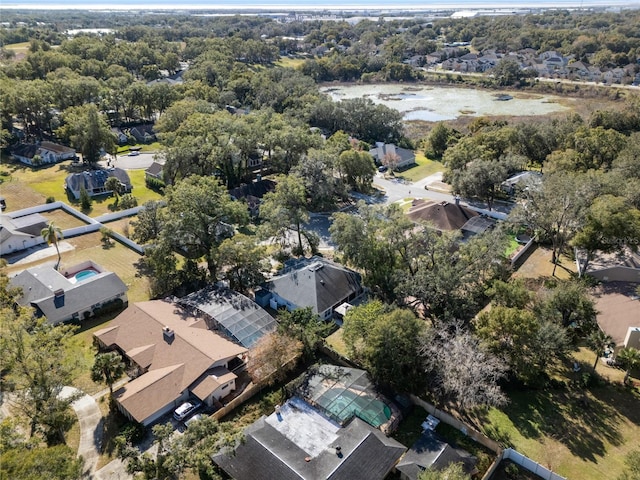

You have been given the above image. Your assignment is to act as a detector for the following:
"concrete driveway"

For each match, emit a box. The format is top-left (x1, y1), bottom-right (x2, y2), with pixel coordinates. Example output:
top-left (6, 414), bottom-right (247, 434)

top-left (60, 386), bottom-right (103, 477)
top-left (100, 152), bottom-right (162, 170)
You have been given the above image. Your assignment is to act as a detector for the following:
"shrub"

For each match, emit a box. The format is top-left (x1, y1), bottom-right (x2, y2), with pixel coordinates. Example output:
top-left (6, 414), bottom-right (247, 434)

top-left (100, 227), bottom-right (114, 246)
top-left (120, 421), bottom-right (145, 443)
top-left (145, 176), bottom-right (165, 192)
top-left (80, 187), bottom-right (92, 211)
top-left (92, 298), bottom-right (124, 317)
top-left (45, 196), bottom-right (56, 203)
top-left (118, 194), bottom-right (138, 210)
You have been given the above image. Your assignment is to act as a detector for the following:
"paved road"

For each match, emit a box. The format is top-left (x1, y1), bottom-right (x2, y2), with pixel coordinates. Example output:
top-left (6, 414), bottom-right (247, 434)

top-left (372, 172), bottom-right (514, 216)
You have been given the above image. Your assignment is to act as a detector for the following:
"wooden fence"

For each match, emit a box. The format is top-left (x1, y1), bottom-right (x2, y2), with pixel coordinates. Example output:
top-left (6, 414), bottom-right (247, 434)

top-left (408, 394), bottom-right (503, 454)
top-left (211, 382), bottom-right (262, 421)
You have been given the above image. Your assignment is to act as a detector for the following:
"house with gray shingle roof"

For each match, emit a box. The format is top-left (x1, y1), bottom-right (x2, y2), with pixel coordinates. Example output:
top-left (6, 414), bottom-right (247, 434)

top-left (213, 396), bottom-right (406, 480)
top-left (11, 141), bottom-right (76, 166)
top-left (255, 257), bottom-right (364, 321)
top-left (10, 260), bottom-right (128, 324)
top-left (396, 429), bottom-right (477, 480)
top-left (0, 213), bottom-right (48, 255)
top-left (369, 143), bottom-right (415, 170)
top-left (65, 168), bottom-right (132, 200)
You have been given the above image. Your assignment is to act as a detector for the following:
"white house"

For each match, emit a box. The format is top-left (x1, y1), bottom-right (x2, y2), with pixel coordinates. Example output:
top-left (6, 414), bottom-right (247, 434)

top-left (11, 260), bottom-right (128, 324)
top-left (11, 141), bottom-right (76, 166)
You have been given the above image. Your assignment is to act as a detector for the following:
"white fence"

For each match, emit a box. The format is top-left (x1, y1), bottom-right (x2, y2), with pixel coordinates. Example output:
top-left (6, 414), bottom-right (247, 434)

top-left (5, 201), bottom-right (145, 255)
top-left (502, 449), bottom-right (566, 480)
top-left (511, 235), bottom-right (537, 267)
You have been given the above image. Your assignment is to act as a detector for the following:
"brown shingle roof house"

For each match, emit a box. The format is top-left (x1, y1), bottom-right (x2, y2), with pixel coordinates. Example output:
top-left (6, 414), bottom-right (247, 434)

top-left (408, 199), bottom-right (478, 231)
top-left (94, 300), bottom-right (247, 425)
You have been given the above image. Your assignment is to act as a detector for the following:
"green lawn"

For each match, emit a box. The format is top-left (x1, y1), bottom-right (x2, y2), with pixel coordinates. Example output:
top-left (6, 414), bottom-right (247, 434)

top-left (396, 151), bottom-right (444, 183)
top-left (505, 235), bottom-right (520, 257)
top-left (116, 142), bottom-right (162, 155)
top-left (0, 157), bottom-right (162, 217)
top-left (326, 329), bottom-right (348, 357)
top-left (276, 56), bottom-right (305, 69)
top-left (4, 41), bottom-right (30, 55)
top-left (475, 382), bottom-right (640, 480)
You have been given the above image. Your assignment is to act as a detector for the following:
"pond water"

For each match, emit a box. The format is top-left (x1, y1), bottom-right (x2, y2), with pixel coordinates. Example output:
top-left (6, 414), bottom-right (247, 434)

top-left (320, 84), bottom-right (572, 121)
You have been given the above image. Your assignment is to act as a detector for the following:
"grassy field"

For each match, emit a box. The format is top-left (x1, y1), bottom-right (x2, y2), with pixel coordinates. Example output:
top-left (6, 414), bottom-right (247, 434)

top-left (396, 151), bottom-right (444, 183)
top-left (276, 56), bottom-right (305, 69)
top-left (116, 142), bottom-right (162, 155)
top-left (0, 157), bottom-right (162, 217)
top-left (4, 41), bottom-right (30, 56)
top-left (5, 231), bottom-right (150, 303)
top-left (505, 235), bottom-right (520, 257)
top-left (513, 246), bottom-right (577, 280)
top-left (40, 208), bottom-right (89, 229)
top-left (476, 381), bottom-right (640, 480)
top-left (466, 338), bottom-right (640, 480)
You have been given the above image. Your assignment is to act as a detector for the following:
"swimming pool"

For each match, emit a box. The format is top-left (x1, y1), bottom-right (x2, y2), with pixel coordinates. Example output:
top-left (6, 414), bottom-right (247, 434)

top-left (319, 389), bottom-right (392, 427)
top-left (74, 270), bottom-right (98, 281)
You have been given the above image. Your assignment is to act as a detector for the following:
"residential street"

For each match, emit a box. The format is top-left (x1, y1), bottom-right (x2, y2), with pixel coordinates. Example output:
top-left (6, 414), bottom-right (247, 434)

top-left (372, 172), bottom-right (513, 217)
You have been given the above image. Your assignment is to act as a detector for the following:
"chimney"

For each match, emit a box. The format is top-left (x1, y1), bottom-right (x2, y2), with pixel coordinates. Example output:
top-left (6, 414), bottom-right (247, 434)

top-left (163, 326), bottom-right (175, 341)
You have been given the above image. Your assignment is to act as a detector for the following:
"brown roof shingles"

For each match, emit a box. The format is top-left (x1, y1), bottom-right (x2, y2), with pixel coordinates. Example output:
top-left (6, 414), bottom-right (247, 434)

top-left (408, 200), bottom-right (478, 231)
top-left (115, 364), bottom-right (185, 423)
top-left (94, 300), bottom-right (247, 424)
top-left (190, 366), bottom-right (237, 402)
top-left (592, 282), bottom-right (640, 346)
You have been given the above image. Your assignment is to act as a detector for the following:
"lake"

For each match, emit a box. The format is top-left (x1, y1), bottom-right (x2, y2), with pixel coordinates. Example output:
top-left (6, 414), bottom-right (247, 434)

top-left (320, 84), bottom-right (572, 121)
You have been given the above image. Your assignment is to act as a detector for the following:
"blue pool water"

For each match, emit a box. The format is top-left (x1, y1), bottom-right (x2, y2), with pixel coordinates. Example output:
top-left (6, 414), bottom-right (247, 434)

top-left (75, 270), bottom-right (98, 281)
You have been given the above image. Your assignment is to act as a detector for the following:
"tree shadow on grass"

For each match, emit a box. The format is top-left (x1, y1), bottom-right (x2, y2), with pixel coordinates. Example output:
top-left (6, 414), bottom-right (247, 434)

top-left (100, 406), bottom-right (129, 456)
top-left (477, 381), bottom-right (626, 463)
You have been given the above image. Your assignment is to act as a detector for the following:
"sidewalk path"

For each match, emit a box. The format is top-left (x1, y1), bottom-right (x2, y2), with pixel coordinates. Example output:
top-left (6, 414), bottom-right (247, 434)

top-left (94, 458), bottom-right (131, 480)
top-left (60, 386), bottom-right (103, 477)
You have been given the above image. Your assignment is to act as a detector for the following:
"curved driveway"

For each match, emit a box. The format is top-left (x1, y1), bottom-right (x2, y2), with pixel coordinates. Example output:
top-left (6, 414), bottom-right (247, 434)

top-left (60, 386), bottom-right (103, 476)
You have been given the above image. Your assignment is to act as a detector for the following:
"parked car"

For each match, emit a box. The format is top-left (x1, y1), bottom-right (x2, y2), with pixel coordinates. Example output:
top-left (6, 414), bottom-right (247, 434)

top-left (128, 151), bottom-right (140, 156)
top-left (173, 401), bottom-right (201, 421)
top-left (378, 165), bottom-right (388, 173)
top-left (184, 413), bottom-right (204, 428)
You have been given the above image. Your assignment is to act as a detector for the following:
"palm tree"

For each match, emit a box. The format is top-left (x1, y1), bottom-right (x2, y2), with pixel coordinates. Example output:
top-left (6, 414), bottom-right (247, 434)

top-left (91, 351), bottom-right (126, 396)
top-left (617, 347), bottom-right (640, 385)
top-left (41, 221), bottom-right (63, 271)
top-left (586, 329), bottom-right (613, 372)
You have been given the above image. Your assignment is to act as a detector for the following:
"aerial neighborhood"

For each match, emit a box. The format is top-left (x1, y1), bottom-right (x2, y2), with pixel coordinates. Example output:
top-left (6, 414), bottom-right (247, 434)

top-left (1, 5), bottom-right (640, 480)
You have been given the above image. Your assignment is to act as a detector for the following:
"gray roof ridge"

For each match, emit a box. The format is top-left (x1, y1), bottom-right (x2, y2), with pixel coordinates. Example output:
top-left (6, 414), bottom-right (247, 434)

top-left (249, 422), bottom-right (306, 480)
top-left (324, 430), bottom-right (372, 479)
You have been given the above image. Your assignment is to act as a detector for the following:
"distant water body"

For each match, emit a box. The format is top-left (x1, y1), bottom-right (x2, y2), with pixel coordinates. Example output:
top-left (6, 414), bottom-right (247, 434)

top-left (3, 0), bottom-right (640, 10)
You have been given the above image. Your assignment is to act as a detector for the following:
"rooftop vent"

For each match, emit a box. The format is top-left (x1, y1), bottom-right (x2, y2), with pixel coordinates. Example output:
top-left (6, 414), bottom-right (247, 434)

top-left (53, 288), bottom-right (64, 297)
